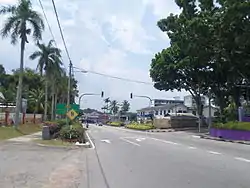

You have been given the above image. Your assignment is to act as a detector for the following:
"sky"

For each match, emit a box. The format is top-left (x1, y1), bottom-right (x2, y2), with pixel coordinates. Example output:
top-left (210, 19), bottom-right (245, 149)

top-left (0, 0), bottom-right (189, 112)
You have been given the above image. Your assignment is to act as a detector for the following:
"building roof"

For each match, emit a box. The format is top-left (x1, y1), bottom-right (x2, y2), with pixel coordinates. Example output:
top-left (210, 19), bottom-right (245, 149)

top-left (137, 104), bottom-right (186, 112)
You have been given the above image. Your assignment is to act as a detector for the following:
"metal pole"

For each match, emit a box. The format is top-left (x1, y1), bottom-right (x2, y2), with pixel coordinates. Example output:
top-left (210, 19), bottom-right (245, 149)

top-left (66, 61), bottom-right (72, 126)
top-left (208, 97), bottom-right (212, 130)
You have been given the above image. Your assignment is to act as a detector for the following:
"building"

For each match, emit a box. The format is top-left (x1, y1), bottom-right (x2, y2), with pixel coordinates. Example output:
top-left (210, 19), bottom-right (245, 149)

top-left (137, 103), bottom-right (189, 120)
top-left (151, 99), bottom-right (184, 107)
top-left (184, 95), bottom-right (207, 108)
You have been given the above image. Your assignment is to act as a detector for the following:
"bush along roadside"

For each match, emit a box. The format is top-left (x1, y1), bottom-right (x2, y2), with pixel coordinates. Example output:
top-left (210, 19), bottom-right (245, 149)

top-left (212, 121), bottom-right (250, 131)
top-left (59, 123), bottom-right (86, 143)
top-left (107, 121), bottom-right (125, 127)
top-left (126, 123), bottom-right (154, 131)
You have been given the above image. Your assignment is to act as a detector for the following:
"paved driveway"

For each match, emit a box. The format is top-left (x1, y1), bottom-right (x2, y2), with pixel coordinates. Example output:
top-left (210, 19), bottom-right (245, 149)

top-left (0, 141), bottom-right (86, 188)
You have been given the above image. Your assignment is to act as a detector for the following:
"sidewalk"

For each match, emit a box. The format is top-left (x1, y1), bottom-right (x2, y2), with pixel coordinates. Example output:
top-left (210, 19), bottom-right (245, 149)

top-left (7, 131), bottom-right (42, 142)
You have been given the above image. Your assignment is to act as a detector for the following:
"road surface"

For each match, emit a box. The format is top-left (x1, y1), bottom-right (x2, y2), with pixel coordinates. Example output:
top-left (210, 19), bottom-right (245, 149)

top-left (86, 125), bottom-right (250, 188)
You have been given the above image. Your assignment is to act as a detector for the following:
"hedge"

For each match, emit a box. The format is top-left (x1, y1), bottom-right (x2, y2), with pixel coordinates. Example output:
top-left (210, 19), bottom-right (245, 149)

top-left (107, 121), bottom-right (124, 127)
top-left (212, 121), bottom-right (250, 131)
top-left (126, 123), bottom-right (154, 130)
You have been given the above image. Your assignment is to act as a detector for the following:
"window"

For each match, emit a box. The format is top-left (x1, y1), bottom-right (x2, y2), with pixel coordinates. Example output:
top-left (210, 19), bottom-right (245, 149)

top-left (163, 110), bottom-right (166, 115)
top-left (160, 110), bottom-right (162, 115)
top-left (168, 110), bottom-right (171, 113)
top-left (155, 111), bottom-right (158, 115)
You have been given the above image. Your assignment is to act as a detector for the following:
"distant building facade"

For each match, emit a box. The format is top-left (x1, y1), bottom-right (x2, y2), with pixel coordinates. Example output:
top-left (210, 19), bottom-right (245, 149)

top-left (151, 99), bottom-right (184, 107)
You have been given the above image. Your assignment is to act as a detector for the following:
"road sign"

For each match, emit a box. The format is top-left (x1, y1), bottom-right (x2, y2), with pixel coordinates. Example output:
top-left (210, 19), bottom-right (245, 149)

top-left (56, 103), bottom-right (80, 115)
top-left (67, 109), bottom-right (78, 120)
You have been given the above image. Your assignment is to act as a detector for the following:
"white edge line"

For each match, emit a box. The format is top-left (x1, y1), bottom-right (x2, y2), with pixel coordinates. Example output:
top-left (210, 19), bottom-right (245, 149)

top-left (235, 157), bottom-right (250, 163)
top-left (86, 132), bottom-right (95, 149)
top-left (120, 138), bottom-right (140, 146)
top-left (208, 151), bottom-right (221, 155)
top-left (192, 135), bottom-right (201, 138)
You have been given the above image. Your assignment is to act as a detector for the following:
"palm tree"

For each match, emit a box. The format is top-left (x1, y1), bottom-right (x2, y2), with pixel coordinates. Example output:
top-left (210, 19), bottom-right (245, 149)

top-left (29, 88), bottom-right (44, 123)
top-left (110, 100), bottom-right (119, 115)
top-left (103, 97), bottom-right (111, 113)
top-left (29, 40), bottom-right (62, 121)
top-left (0, 0), bottom-right (45, 126)
top-left (121, 100), bottom-right (130, 115)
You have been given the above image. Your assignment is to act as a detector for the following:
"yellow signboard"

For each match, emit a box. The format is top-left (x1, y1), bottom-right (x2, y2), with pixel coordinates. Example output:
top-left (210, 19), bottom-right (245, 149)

top-left (67, 109), bottom-right (78, 120)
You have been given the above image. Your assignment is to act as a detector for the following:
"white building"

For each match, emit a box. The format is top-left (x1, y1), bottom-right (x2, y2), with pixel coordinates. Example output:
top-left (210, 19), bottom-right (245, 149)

top-left (137, 103), bottom-right (188, 119)
top-left (151, 99), bottom-right (184, 107)
top-left (184, 95), bottom-right (207, 108)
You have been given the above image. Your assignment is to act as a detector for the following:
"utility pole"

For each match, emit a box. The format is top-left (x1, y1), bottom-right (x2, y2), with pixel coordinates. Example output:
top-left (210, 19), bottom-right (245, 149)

top-left (66, 61), bottom-right (72, 126)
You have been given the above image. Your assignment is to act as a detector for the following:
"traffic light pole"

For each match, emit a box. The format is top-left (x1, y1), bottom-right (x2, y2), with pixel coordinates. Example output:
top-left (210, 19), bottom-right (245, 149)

top-left (78, 91), bottom-right (104, 107)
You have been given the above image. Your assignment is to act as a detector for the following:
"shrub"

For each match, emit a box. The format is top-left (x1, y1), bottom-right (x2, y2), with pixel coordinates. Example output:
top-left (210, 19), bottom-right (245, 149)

top-left (212, 121), bottom-right (250, 131)
top-left (59, 123), bottom-right (86, 143)
top-left (126, 123), bottom-right (154, 130)
top-left (108, 122), bottom-right (122, 126)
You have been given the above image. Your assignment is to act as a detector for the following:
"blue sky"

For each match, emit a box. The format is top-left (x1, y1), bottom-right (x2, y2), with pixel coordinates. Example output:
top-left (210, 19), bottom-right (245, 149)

top-left (0, 0), bottom-right (188, 111)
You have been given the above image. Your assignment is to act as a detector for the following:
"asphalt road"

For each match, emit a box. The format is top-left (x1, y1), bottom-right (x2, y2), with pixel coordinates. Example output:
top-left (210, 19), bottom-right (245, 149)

top-left (86, 125), bottom-right (250, 188)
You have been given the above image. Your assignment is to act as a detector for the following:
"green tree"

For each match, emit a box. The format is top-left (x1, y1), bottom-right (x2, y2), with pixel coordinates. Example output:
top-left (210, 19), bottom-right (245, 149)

top-left (0, 0), bottom-right (44, 126)
top-left (29, 88), bottom-right (44, 123)
top-left (29, 40), bottom-right (62, 121)
top-left (120, 100), bottom-right (130, 114)
top-left (103, 97), bottom-right (111, 113)
top-left (110, 100), bottom-right (119, 115)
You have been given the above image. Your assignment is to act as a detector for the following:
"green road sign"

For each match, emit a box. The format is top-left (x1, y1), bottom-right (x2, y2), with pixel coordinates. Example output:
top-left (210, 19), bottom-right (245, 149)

top-left (56, 103), bottom-right (80, 115)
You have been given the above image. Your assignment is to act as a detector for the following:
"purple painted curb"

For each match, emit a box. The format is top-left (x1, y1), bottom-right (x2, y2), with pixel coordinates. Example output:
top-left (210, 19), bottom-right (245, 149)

top-left (210, 128), bottom-right (250, 141)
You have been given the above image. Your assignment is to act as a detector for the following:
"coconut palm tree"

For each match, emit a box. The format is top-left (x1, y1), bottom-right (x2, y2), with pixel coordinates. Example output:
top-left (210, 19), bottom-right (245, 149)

top-left (29, 88), bottom-right (44, 123)
top-left (120, 100), bottom-right (130, 115)
top-left (110, 100), bottom-right (119, 115)
top-left (0, 0), bottom-right (45, 126)
top-left (29, 40), bottom-right (62, 121)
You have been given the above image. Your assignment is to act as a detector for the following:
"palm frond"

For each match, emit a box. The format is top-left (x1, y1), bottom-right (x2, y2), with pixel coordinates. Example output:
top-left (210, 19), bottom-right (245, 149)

top-left (28, 18), bottom-right (43, 41)
top-left (29, 51), bottom-right (42, 60)
top-left (0, 5), bottom-right (16, 15)
top-left (1, 16), bottom-right (18, 38)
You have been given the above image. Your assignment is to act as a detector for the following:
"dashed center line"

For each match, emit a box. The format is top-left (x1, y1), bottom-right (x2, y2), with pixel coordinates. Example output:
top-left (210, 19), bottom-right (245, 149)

top-left (208, 151), bottom-right (222, 155)
top-left (234, 157), bottom-right (250, 163)
top-left (120, 138), bottom-right (141, 146)
top-left (150, 138), bottom-right (180, 145)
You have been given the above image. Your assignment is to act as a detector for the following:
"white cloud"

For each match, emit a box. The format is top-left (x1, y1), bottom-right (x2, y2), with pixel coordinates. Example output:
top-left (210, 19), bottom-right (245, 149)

top-left (0, 0), bottom-right (189, 111)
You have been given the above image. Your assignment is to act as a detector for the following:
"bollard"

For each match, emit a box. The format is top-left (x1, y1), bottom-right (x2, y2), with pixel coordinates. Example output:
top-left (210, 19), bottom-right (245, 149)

top-left (42, 126), bottom-right (51, 140)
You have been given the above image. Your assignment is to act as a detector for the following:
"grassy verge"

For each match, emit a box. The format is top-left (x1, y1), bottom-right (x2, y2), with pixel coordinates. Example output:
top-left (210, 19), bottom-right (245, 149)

top-left (107, 122), bottom-right (122, 127)
top-left (34, 139), bottom-right (73, 147)
top-left (0, 124), bottom-right (42, 140)
top-left (126, 123), bottom-right (154, 130)
top-left (212, 121), bottom-right (250, 131)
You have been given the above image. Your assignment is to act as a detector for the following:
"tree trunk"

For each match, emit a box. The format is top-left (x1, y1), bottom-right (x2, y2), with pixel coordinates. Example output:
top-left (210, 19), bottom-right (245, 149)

top-left (194, 95), bottom-right (203, 132)
top-left (14, 39), bottom-right (25, 127)
top-left (44, 75), bottom-right (48, 121)
top-left (54, 93), bottom-right (58, 120)
top-left (51, 87), bottom-right (55, 121)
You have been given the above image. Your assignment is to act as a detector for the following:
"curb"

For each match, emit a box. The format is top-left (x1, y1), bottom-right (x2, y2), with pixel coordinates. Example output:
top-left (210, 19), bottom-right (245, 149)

top-left (36, 143), bottom-right (82, 149)
top-left (200, 135), bottom-right (250, 145)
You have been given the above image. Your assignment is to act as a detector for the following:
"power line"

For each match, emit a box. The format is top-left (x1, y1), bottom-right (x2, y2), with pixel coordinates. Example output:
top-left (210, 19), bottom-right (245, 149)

top-left (37, 0), bottom-right (57, 47)
top-left (73, 66), bottom-right (153, 85)
top-left (51, 0), bottom-right (72, 63)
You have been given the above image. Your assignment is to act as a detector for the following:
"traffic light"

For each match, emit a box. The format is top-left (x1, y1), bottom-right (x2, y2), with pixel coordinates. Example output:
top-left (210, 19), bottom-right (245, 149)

top-left (130, 93), bottom-right (133, 99)
top-left (101, 91), bottom-right (104, 98)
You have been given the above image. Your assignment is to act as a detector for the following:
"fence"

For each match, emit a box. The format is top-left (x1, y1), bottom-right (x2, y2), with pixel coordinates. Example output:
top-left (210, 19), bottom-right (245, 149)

top-left (0, 112), bottom-right (43, 126)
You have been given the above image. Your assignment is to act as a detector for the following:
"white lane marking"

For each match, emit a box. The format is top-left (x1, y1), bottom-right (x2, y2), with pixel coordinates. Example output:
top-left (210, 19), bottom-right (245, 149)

top-left (120, 138), bottom-right (140, 146)
top-left (208, 151), bottom-right (221, 155)
top-left (235, 157), bottom-right (250, 163)
top-left (188, 146), bottom-right (197, 149)
top-left (192, 135), bottom-right (201, 138)
top-left (150, 137), bottom-right (180, 145)
top-left (101, 139), bottom-right (111, 144)
top-left (86, 132), bottom-right (95, 149)
top-left (136, 138), bottom-right (146, 142)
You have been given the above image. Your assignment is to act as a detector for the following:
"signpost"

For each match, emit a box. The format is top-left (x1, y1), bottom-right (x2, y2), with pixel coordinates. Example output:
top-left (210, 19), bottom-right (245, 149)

top-left (56, 103), bottom-right (79, 121)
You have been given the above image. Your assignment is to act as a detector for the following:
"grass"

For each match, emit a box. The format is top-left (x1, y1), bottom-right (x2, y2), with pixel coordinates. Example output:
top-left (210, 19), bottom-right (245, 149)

top-left (107, 122), bottom-right (122, 127)
top-left (212, 121), bottom-right (250, 131)
top-left (0, 124), bottom-right (42, 141)
top-left (34, 139), bottom-right (73, 147)
top-left (126, 123), bottom-right (154, 130)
